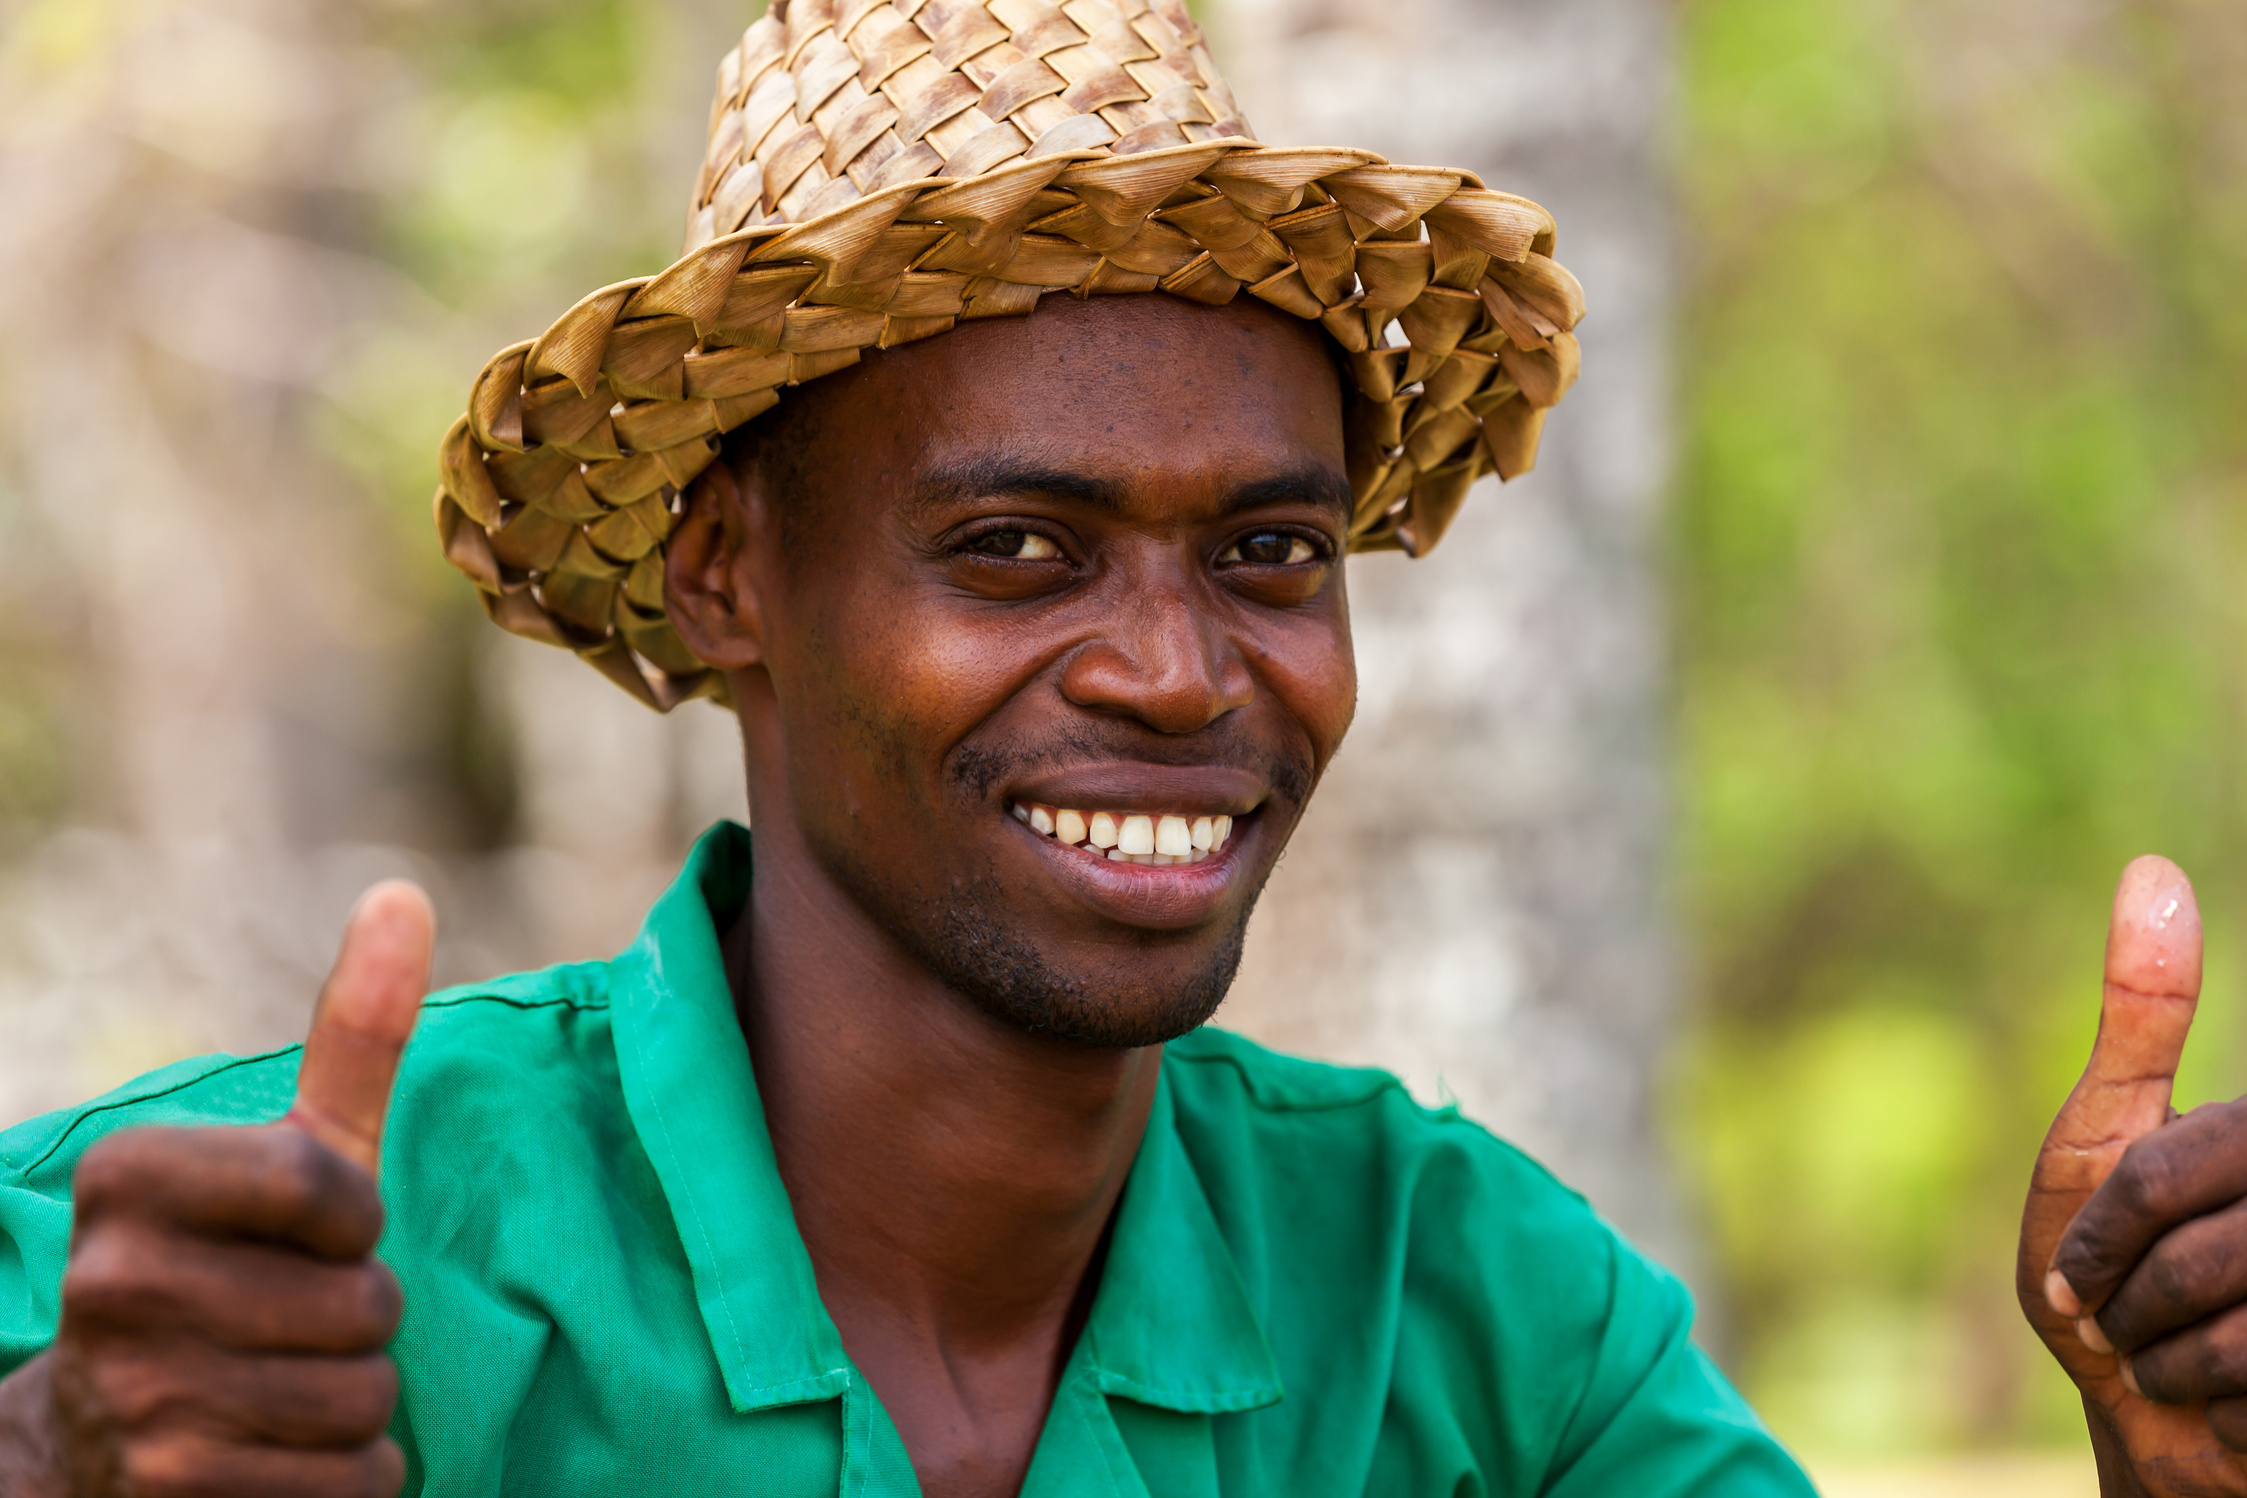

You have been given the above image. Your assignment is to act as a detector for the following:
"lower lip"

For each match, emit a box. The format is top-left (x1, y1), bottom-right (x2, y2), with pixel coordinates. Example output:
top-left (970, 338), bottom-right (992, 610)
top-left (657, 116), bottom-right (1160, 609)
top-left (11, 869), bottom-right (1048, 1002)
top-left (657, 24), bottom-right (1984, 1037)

top-left (1011, 816), bottom-right (1252, 930)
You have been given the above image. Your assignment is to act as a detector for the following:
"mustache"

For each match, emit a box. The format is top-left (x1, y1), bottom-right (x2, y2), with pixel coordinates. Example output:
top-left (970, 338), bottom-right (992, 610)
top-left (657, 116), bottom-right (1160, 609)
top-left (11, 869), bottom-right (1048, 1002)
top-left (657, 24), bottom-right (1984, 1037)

top-left (948, 722), bottom-right (1315, 808)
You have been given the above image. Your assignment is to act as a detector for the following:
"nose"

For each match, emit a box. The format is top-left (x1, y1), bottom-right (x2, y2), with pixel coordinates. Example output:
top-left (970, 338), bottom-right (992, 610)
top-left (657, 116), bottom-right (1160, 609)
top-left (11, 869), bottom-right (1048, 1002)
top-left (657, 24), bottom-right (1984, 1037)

top-left (1059, 577), bottom-right (1254, 734)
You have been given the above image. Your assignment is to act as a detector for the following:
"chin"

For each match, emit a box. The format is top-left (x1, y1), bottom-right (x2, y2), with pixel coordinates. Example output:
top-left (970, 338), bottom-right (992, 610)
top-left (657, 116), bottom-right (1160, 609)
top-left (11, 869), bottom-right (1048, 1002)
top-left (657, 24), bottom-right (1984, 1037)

top-left (917, 899), bottom-right (1250, 1050)
top-left (812, 818), bottom-right (1262, 1048)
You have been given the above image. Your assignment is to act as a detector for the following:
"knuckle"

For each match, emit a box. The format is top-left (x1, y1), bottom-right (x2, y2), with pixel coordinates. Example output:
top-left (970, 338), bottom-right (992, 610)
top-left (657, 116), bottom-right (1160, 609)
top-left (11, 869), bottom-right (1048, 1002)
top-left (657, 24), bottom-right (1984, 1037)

top-left (72, 1132), bottom-right (162, 1213)
top-left (2145, 1247), bottom-right (2194, 1316)
top-left (87, 1356), bottom-right (183, 1429)
top-left (121, 1433), bottom-right (219, 1498)
top-left (264, 1128), bottom-right (379, 1248)
top-left (63, 1235), bottom-right (168, 1324)
top-left (2116, 1139), bottom-right (2180, 1218)
top-left (266, 1127), bottom-right (339, 1216)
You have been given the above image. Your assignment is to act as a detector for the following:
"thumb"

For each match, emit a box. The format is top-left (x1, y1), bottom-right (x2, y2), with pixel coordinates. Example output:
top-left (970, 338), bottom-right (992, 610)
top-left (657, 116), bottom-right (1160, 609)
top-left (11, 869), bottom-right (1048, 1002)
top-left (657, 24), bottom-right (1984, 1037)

top-left (2025, 855), bottom-right (2201, 1317)
top-left (285, 880), bottom-right (435, 1178)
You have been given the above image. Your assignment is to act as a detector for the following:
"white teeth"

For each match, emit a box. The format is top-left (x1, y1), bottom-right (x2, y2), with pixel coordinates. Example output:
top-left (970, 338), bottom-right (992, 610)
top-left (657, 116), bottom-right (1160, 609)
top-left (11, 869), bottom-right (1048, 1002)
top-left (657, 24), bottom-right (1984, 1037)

top-left (1008, 802), bottom-right (1242, 862)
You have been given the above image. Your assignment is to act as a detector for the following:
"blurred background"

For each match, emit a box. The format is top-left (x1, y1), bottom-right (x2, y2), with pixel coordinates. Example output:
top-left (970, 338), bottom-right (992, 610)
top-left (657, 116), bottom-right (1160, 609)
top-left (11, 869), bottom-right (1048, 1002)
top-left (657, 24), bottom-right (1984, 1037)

top-left (1, 0), bottom-right (2242, 1489)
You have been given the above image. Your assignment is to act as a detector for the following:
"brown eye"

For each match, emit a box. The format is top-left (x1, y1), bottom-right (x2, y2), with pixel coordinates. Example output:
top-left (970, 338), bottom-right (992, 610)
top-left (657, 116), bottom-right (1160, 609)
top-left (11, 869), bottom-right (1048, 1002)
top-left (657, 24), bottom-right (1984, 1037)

top-left (969, 530), bottom-right (1060, 559)
top-left (1222, 531), bottom-right (1318, 566)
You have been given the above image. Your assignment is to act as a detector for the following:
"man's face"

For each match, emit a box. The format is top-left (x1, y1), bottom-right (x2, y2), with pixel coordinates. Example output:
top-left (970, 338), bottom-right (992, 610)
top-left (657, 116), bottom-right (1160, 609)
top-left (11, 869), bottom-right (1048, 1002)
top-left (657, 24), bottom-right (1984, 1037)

top-left (691, 292), bottom-right (1356, 1047)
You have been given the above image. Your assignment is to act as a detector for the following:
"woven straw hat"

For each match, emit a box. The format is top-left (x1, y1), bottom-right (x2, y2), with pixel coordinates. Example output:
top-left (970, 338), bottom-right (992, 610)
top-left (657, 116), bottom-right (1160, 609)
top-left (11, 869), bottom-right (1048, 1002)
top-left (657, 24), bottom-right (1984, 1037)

top-left (433, 0), bottom-right (1584, 711)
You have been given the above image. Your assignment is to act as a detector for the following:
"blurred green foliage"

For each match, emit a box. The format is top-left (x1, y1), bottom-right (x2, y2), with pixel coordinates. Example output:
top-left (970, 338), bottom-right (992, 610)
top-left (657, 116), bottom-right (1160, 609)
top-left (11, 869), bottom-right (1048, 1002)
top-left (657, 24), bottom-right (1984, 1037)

top-left (5, 0), bottom-right (2237, 1461)
top-left (1674, 0), bottom-right (2247, 1459)
top-left (331, 0), bottom-right (681, 555)
top-left (320, 0), bottom-right (717, 848)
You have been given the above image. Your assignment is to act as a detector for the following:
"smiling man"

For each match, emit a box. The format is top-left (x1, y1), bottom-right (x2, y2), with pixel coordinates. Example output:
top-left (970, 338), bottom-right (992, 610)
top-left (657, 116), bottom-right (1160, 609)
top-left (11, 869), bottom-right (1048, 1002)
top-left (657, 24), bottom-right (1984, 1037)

top-left (4, 3), bottom-right (2245, 1496)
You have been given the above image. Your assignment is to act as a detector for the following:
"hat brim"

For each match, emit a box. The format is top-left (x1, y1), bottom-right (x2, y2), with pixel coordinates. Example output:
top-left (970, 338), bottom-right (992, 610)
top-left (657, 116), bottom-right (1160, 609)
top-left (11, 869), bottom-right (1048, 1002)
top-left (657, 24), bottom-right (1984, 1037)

top-left (435, 138), bottom-right (1583, 712)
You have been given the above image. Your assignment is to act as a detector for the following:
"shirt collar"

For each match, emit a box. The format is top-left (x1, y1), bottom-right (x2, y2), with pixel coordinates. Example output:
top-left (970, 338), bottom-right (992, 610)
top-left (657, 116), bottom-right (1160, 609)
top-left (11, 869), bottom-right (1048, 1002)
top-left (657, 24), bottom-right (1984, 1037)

top-left (608, 821), bottom-right (1282, 1418)
top-left (608, 821), bottom-right (852, 1413)
top-left (1081, 1075), bottom-right (1284, 1414)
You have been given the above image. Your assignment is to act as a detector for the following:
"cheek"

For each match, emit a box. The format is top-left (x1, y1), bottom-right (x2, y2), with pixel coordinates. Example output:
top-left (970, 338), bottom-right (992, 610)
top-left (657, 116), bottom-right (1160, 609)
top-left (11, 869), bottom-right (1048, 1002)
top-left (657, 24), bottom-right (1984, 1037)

top-left (790, 583), bottom-right (1044, 808)
top-left (1250, 606), bottom-right (1357, 768)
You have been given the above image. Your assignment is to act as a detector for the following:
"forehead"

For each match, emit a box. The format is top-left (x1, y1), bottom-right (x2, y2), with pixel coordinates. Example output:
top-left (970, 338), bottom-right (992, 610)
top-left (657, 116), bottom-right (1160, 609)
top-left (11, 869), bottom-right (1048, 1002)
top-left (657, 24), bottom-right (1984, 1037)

top-left (770, 293), bottom-right (1347, 502)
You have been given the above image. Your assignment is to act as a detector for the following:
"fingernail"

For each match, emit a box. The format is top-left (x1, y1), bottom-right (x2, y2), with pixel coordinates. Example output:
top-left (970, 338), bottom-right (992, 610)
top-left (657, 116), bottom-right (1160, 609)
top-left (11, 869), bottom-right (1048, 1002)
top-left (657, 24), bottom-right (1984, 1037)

top-left (2120, 1357), bottom-right (2142, 1397)
top-left (2046, 1269), bottom-right (2083, 1318)
top-left (2077, 1315), bottom-right (2114, 1354)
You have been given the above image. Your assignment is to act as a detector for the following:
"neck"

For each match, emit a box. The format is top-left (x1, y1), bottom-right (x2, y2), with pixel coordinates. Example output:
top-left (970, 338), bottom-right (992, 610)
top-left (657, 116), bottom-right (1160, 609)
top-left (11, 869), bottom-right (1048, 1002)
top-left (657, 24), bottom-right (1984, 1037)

top-left (724, 794), bottom-right (1159, 1371)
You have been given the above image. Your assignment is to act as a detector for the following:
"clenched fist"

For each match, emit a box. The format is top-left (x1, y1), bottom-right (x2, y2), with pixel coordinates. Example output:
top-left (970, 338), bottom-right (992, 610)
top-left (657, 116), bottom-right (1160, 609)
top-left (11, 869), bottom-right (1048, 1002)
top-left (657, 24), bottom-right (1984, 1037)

top-left (2020, 856), bottom-right (2247, 1496)
top-left (0, 882), bottom-right (433, 1497)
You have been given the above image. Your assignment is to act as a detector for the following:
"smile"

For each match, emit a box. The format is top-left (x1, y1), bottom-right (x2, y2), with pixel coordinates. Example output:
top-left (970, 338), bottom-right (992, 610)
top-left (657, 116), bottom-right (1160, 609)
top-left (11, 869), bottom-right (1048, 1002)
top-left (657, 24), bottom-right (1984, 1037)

top-left (1009, 803), bottom-right (1237, 866)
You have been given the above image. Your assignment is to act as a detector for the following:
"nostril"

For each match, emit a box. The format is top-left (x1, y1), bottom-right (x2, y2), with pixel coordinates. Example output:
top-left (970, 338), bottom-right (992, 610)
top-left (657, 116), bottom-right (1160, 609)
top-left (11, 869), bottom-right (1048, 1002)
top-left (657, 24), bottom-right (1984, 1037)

top-left (1057, 634), bottom-right (1254, 735)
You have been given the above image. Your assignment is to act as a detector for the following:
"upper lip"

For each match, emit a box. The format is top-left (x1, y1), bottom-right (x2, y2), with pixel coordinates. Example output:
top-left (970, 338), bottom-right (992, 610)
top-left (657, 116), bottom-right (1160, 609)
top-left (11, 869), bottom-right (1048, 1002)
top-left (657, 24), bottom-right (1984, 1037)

top-left (1006, 761), bottom-right (1269, 817)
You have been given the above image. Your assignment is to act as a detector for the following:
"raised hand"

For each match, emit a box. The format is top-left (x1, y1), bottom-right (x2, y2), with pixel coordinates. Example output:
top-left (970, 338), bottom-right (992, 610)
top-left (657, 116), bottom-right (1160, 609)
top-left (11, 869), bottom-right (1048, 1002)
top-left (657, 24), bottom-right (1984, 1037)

top-left (2019, 855), bottom-right (2247, 1495)
top-left (0, 881), bottom-right (433, 1498)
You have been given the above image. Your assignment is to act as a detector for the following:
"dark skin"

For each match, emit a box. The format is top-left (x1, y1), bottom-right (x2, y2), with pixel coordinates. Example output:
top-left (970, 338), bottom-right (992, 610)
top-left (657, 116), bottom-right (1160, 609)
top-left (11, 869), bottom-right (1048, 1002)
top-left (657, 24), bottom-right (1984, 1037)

top-left (2018, 856), bottom-right (2247, 1497)
top-left (0, 294), bottom-right (2237, 1498)
top-left (666, 294), bottom-right (1357, 1495)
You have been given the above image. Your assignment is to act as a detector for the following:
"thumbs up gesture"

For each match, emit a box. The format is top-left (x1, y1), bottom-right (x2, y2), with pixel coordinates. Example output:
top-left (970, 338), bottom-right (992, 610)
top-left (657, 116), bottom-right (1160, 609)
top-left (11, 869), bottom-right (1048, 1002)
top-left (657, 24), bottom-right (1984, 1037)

top-left (0, 883), bottom-right (432, 1497)
top-left (2020, 856), bottom-right (2247, 1493)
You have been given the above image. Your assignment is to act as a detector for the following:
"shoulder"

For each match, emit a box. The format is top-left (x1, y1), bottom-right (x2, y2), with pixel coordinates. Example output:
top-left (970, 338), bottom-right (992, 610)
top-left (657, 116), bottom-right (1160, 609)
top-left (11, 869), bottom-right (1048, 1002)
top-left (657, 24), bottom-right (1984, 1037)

top-left (1169, 1031), bottom-right (1806, 1493)
top-left (1164, 1026), bottom-right (1656, 1372)
top-left (1164, 1025), bottom-right (1601, 1236)
top-left (405, 960), bottom-right (617, 1070)
top-left (378, 960), bottom-right (626, 1176)
top-left (0, 1048), bottom-right (302, 1195)
top-left (0, 958), bottom-right (617, 1196)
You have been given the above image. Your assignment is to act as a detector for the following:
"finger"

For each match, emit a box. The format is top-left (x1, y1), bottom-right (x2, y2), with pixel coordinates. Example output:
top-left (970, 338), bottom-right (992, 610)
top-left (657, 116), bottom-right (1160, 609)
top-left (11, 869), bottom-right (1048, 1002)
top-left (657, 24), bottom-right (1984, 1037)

top-left (2125, 1299), bottom-right (2247, 1404)
top-left (117, 1431), bottom-right (402, 1498)
top-left (287, 881), bottom-right (433, 1178)
top-left (2210, 1396), bottom-right (2247, 1454)
top-left (2085, 1138), bottom-right (2247, 1353)
top-left (2059, 856), bottom-right (2204, 1148)
top-left (65, 1226), bottom-right (401, 1353)
top-left (72, 1127), bottom-right (384, 1259)
top-left (2030, 855), bottom-right (2201, 1318)
top-left (81, 1347), bottom-right (397, 1448)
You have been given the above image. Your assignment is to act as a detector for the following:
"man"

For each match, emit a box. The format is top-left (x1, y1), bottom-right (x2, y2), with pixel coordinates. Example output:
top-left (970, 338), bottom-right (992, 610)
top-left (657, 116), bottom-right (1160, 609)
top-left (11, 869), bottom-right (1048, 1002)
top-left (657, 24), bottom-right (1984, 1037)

top-left (0, 3), bottom-right (2242, 1495)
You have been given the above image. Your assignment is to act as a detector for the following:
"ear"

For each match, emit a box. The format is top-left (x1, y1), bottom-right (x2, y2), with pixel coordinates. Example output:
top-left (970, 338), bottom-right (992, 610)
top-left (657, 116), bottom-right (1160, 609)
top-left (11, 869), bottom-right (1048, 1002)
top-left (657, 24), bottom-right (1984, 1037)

top-left (665, 459), bottom-right (769, 670)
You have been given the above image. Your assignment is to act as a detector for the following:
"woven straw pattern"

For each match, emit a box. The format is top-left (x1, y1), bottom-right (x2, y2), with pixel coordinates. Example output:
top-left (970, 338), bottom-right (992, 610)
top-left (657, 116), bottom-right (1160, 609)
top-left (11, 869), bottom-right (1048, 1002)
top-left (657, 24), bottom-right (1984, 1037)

top-left (434, 0), bottom-right (1584, 711)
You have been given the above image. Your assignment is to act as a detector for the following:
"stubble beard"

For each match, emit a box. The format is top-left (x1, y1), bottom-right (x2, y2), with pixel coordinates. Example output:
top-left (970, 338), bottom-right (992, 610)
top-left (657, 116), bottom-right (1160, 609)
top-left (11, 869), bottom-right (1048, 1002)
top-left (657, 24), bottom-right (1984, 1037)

top-left (827, 851), bottom-right (1262, 1048)
top-left (812, 724), bottom-right (1308, 1047)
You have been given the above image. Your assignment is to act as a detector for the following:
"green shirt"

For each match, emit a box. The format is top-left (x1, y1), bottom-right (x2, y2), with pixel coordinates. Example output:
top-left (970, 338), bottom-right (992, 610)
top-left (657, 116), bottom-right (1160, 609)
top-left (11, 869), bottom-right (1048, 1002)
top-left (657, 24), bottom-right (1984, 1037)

top-left (0, 823), bottom-right (1810, 1496)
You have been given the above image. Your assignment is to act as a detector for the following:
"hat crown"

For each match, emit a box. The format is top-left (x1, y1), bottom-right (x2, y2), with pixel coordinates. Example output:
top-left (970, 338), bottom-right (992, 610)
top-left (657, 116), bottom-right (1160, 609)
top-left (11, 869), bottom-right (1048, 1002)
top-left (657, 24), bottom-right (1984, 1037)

top-left (685, 0), bottom-right (1254, 248)
top-left (433, 0), bottom-right (1583, 713)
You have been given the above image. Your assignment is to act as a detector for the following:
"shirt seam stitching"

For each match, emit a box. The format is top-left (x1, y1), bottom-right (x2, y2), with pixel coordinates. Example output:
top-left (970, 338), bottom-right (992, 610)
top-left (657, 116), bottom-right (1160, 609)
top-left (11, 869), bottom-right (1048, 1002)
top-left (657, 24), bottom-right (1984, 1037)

top-left (17, 992), bottom-right (609, 1178)
top-left (15, 1049), bottom-right (297, 1175)
top-left (422, 990), bottom-right (609, 1014)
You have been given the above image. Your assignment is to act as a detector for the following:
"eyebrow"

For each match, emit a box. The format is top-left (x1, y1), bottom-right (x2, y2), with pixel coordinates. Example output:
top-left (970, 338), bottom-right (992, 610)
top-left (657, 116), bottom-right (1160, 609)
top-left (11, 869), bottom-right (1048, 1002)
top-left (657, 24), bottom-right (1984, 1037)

top-left (909, 455), bottom-right (1355, 523)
